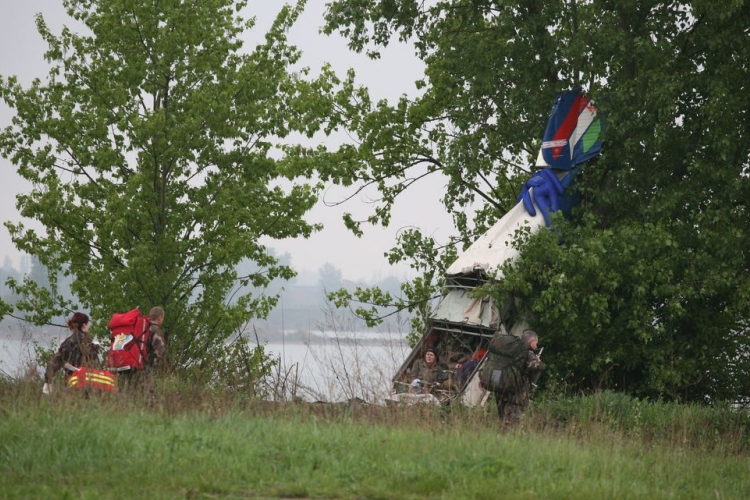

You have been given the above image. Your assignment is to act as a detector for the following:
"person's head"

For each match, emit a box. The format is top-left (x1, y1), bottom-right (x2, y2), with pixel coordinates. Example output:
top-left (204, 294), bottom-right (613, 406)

top-left (67, 312), bottom-right (90, 332)
top-left (425, 347), bottom-right (438, 365)
top-left (149, 306), bottom-right (165, 325)
top-left (521, 330), bottom-right (539, 350)
top-left (471, 348), bottom-right (488, 361)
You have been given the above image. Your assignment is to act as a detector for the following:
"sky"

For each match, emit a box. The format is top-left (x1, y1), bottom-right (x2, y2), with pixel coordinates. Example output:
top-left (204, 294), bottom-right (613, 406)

top-left (0, 0), bottom-right (457, 283)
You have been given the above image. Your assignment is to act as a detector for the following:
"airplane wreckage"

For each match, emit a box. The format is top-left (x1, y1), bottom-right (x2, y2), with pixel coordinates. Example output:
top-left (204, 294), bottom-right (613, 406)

top-left (386, 88), bottom-right (603, 406)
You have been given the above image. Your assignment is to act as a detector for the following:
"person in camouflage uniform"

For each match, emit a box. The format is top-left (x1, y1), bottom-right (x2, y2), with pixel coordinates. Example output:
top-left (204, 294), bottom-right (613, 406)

top-left (403, 346), bottom-right (452, 396)
top-left (43, 312), bottom-right (100, 394)
top-left (147, 306), bottom-right (167, 368)
top-left (407, 347), bottom-right (443, 385)
top-left (494, 330), bottom-right (545, 425)
top-left (120, 307), bottom-right (167, 396)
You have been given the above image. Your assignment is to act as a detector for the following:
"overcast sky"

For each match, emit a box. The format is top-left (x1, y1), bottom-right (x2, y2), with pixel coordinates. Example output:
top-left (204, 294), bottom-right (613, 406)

top-left (0, 1), bottom-right (456, 282)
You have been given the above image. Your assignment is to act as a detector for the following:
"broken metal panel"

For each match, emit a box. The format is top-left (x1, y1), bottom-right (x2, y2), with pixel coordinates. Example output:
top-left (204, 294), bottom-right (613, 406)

top-left (443, 271), bottom-right (487, 289)
top-left (430, 288), bottom-right (500, 330)
top-left (460, 370), bottom-right (489, 406)
top-left (445, 200), bottom-right (545, 277)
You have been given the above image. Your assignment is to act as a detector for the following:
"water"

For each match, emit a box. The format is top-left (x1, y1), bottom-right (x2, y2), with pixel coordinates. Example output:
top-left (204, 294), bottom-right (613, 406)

top-left (1, 333), bottom-right (410, 403)
top-left (0, 334), bottom-right (44, 379)
top-left (264, 334), bottom-right (410, 403)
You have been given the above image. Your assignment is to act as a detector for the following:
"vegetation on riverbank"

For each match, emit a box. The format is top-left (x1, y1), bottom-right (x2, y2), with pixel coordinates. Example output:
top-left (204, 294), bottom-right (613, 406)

top-left (1, 376), bottom-right (749, 499)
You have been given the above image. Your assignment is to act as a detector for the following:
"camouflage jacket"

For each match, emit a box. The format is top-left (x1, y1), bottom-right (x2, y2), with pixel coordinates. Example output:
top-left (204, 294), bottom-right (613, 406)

top-left (148, 323), bottom-right (167, 368)
top-left (44, 327), bottom-right (100, 383)
top-left (525, 350), bottom-right (545, 386)
top-left (408, 359), bottom-right (446, 384)
top-left (489, 348), bottom-right (545, 397)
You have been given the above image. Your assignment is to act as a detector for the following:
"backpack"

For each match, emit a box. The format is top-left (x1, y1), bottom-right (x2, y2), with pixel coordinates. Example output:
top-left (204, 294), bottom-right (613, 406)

top-left (106, 309), bottom-right (150, 372)
top-left (479, 333), bottom-right (528, 393)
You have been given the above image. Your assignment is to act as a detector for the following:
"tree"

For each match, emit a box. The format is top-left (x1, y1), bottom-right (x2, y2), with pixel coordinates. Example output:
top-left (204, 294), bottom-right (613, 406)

top-left (27, 256), bottom-right (50, 291)
top-left (0, 258), bottom-right (20, 316)
top-left (323, 1), bottom-right (750, 402)
top-left (318, 263), bottom-right (343, 292)
top-left (0, 0), bottom-right (355, 374)
top-left (324, 0), bottom-right (592, 335)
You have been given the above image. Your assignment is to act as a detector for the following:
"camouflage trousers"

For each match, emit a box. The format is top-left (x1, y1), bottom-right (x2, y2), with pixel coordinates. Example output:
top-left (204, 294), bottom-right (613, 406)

top-left (495, 390), bottom-right (530, 425)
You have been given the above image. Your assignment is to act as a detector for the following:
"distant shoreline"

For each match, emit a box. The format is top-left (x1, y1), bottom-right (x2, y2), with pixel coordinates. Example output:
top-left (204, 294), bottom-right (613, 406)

top-left (0, 323), bottom-right (407, 348)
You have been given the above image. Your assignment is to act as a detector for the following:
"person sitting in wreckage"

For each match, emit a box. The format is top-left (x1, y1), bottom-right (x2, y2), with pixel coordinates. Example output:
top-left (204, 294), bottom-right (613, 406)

top-left (406, 347), bottom-right (449, 392)
top-left (454, 348), bottom-right (488, 386)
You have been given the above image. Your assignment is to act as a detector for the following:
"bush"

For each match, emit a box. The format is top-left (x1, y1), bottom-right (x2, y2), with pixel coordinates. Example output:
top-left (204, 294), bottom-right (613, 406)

top-left (529, 389), bottom-right (750, 454)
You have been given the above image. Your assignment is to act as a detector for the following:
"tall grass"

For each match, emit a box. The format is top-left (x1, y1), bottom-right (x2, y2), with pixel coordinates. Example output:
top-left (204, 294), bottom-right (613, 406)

top-left (1, 376), bottom-right (750, 499)
top-left (3, 318), bottom-right (750, 498)
top-left (530, 390), bottom-right (750, 455)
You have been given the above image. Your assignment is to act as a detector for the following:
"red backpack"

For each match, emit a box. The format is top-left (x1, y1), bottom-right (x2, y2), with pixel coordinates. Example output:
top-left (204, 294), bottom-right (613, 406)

top-left (106, 309), bottom-right (150, 372)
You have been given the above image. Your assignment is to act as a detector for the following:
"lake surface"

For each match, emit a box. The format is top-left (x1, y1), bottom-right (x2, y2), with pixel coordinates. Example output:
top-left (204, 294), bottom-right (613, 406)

top-left (264, 333), bottom-right (410, 403)
top-left (0, 332), bottom-right (411, 403)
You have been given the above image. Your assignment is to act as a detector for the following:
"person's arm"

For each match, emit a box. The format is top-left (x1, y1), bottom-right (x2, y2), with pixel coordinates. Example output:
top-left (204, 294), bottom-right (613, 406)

top-left (44, 351), bottom-right (64, 384)
top-left (525, 350), bottom-right (545, 384)
top-left (453, 354), bottom-right (470, 371)
top-left (407, 360), bottom-right (424, 385)
top-left (43, 337), bottom-right (73, 394)
top-left (151, 326), bottom-right (167, 367)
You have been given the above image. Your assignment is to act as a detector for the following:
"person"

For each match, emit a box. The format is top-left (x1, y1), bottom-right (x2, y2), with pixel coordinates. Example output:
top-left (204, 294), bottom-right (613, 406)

top-left (455, 348), bottom-right (488, 386)
top-left (119, 307), bottom-right (167, 396)
top-left (406, 347), bottom-right (447, 390)
top-left (147, 306), bottom-right (167, 369)
top-left (493, 330), bottom-right (545, 425)
top-left (43, 312), bottom-right (100, 394)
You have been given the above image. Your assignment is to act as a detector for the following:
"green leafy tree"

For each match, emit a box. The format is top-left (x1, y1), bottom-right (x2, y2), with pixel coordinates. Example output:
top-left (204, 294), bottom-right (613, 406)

top-left (0, 0), bottom-right (354, 376)
top-left (324, 0), bottom-right (594, 336)
top-left (323, 1), bottom-right (750, 402)
top-left (0, 258), bottom-right (21, 311)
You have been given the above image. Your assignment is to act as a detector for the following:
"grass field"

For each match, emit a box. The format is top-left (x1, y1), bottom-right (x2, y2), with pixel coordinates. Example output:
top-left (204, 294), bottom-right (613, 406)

top-left (1, 377), bottom-right (749, 499)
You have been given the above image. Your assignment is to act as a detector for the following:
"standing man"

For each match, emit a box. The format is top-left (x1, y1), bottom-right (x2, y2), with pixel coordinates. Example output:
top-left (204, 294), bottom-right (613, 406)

top-left (118, 307), bottom-right (167, 394)
top-left (482, 330), bottom-right (545, 425)
top-left (148, 306), bottom-right (167, 369)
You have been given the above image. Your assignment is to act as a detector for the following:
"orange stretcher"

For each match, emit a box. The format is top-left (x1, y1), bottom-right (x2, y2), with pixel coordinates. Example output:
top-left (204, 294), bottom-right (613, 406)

top-left (66, 366), bottom-right (117, 392)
